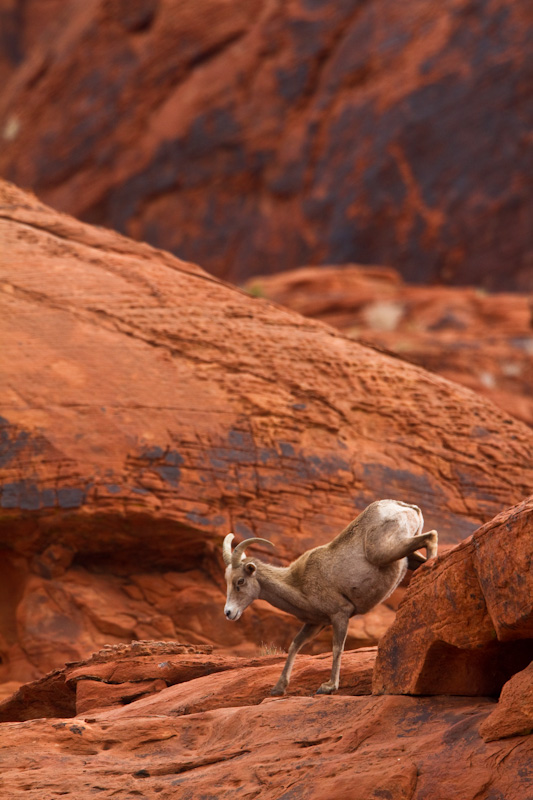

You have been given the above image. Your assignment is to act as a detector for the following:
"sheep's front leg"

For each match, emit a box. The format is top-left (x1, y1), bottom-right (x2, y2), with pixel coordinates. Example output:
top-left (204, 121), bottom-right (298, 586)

top-left (271, 623), bottom-right (324, 696)
top-left (316, 614), bottom-right (349, 695)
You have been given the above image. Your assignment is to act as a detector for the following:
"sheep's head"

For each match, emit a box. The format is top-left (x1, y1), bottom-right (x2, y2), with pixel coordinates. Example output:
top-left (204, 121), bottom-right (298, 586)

top-left (222, 534), bottom-right (275, 621)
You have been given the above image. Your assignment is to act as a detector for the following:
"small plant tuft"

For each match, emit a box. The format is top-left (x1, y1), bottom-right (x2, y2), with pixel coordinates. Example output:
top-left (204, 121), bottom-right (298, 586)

top-left (246, 282), bottom-right (265, 298)
top-left (259, 641), bottom-right (286, 657)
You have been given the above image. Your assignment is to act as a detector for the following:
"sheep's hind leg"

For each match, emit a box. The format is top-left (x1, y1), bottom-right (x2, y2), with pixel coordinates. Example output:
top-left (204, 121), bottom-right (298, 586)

top-left (271, 623), bottom-right (324, 696)
top-left (420, 529), bottom-right (438, 559)
top-left (316, 614), bottom-right (349, 695)
top-left (369, 529), bottom-right (438, 566)
top-left (407, 550), bottom-right (427, 570)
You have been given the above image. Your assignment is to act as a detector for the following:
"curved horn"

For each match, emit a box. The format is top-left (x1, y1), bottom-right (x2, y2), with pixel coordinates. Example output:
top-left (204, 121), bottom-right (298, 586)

top-left (222, 533), bottom-right (235, 566)
top-left (231, 537), bottom-right (275, 569)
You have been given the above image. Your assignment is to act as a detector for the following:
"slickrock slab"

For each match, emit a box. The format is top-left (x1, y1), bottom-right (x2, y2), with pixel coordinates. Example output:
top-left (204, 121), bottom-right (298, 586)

top-left (0, 692), bottom-right (530, 799)
top-left (374, 497), bottom-right (533, 696)
top-left (0, 0), bottom-right (532, 288)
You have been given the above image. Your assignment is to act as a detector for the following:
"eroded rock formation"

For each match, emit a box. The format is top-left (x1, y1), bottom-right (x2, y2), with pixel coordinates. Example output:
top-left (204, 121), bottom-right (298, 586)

top-left (2, 179), bottom-right (533, 690)
top-left (1, 0), bottom-right (532, 287)
top-left (0, 640), bottom-right (376, 722)
top-left (480, 661), bottom-right (533, 742)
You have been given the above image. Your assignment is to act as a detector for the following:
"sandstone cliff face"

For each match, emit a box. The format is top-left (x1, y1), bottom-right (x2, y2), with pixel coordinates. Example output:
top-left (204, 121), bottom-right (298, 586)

top-left (245, 264), bottom-right (533, 427)
top-left (1, 0), bottom-right (532, 287)
top-left (2, 179), bottom-right (533, 691)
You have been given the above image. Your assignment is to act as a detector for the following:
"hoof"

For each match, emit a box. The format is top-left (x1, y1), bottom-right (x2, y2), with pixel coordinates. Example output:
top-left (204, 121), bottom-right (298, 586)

top-left (270, 685), bottom-right (285, 697)
top-left (316, 682), bottom-right (337, 695)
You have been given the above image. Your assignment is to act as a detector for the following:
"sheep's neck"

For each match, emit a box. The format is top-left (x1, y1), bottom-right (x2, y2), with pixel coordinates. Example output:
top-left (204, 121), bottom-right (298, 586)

top-left (256, 562), bottom-right (310, 620)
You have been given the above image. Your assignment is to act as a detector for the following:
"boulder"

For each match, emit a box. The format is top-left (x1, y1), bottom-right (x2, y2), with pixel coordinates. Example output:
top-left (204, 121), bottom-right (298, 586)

top-left (480, 661), bottom-right (533, 742)
top-left (2, 179), bottom-right (533, 686)
top-left (1, 0), bottom-right (532, 288)
top-left (373, 496), bottom-right (533, 696)
top-left (245, 264), bottom-right (533, 427)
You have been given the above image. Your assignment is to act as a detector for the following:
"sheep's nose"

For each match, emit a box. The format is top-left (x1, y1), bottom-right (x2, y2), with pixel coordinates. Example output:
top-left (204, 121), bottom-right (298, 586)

top-left (225, 608), bottom-right (232, 618)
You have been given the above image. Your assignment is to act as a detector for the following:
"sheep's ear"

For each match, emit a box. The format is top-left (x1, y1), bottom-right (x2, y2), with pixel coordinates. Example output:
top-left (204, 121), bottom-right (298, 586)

top-left (245, 562), bottom-right (256, 575)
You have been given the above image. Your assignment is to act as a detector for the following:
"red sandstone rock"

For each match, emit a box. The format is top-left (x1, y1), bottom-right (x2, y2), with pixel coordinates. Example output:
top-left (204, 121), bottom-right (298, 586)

top-left (1, 0), bottom-right (532, 288)
top-left (2, 179), bottom-right (533, 689)
top-left (0, 670), bottom-right (531, 798)
top-left (0, 605), bottom-right (531, 797)
top-left (373, 496), bottom-right (533, 697)
top-left (245, 264), bottom-right (533, 427)
top-left (479, 661), bottom-right (533, 742)
top-left (0, 641), bottom-right (376, 721)
top-left (0, 0), bottom-right (73, 86)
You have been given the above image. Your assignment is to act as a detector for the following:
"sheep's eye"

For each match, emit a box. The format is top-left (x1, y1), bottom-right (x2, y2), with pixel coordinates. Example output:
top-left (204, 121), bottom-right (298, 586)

top-left (237, 578), bottom-right (245, 587)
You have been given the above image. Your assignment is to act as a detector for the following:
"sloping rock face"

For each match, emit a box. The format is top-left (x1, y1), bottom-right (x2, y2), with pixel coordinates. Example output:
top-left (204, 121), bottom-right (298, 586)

top-left (2, 179), bottom-right (533, 690)
top-left (0, 642), bottom-right (531, 799)
top-left (1, 0), bottom-right (532, 288)
top-left (373, 496), bottom-right (533, 697)
top-left (245, 264), bottom-right (533, 427)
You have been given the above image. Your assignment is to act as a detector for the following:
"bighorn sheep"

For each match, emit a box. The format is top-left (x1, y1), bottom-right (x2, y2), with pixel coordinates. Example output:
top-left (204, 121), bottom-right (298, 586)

top-left (223, 499), bottom-right (437, 695)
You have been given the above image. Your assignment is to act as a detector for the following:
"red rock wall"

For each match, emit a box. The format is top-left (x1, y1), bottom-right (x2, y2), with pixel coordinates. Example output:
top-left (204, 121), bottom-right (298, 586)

top-left (1, 0), bottom-right (532, 288)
